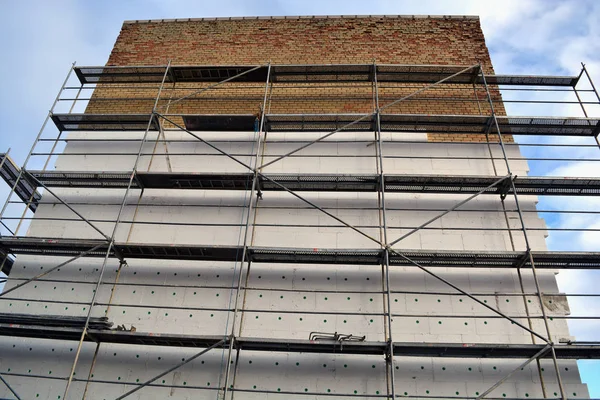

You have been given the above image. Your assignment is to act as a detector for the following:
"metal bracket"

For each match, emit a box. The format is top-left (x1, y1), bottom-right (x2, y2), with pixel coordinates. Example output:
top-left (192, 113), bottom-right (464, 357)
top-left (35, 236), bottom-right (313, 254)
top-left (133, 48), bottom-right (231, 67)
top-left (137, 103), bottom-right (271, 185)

top-left (385, 339), bottom-right (394, 363)
top-left (132, 171), bottom-right (144, 190)
top-left (470, 63), bottom-right (482, 84)
top-left (484, 115), bottom-right (495, 137)
top-left (112, 246), bottom-right (125, 263)
top-left (255, 173), bottom-right (263, 199)
top-left (371, 111), bottom-right (379, 132)
top-left (498, 175), bottom-right (514, 200)
top-left (514, 252), bottom-right (529, 268)
top-left (592, 120), bottom-right (600, 138)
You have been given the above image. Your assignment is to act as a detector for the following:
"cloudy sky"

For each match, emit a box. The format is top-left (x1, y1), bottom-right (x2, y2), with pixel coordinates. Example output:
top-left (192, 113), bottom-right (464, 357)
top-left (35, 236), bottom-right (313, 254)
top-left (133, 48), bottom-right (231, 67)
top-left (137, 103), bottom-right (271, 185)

top-left (0, 0), bottom-right (599, 396)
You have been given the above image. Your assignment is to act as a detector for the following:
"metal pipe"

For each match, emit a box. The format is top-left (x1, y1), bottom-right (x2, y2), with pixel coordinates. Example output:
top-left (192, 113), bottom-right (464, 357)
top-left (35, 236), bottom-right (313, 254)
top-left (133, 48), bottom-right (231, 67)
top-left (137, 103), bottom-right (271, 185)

top-left (0, 373), bottom-right (22, 400)
top-left (5, 60), bottom-right (597, 399)
top-left (34, 137), bottom-right (600, 148)
top-left (487, 81), bottom-right (535, 378)
top-left (22, 172), bottom-right (111, 240)
top-left (259, 64), bottom-right (479, 170)
top-left (164, 64), bottom-right (264, 107)
top-left (0, 243), bottom-right (106, 298)
top-left (115, 339), bottom-right (226, 399)
top-left (0, 370), bottom-right (581, 399)
top-left (148, 80), bottom-right (176, 172)
top-left (6, 275), bottom-right (600, 297)
top-left (581, 63), bottom-right (600, 151)
top-left (41, 82), bottom-right (82, 172)
top-left (506, 201), bottom-right (545, 394)
top-left (478, 64), bottom-right (567, 400)
top-left (573, 88), bottom-right (589, 119)
top-left (478, 85), bottom-right (500, 178)
top-left (476, 345), bottom-right (551, 399)
top-left (582, 63), bottom-right (600, 104)
top-left (61, 82), bottom-right (595, 92)
top-left (27, 151), bottom-right (600, 162)
top-left (0, 62), bottom-right (76, 222)
top-left (13, 215), bottom-right (600, 232)
top-left (257, 172), bottom-right (383, 247)
top-left (222, 63), bottom-right (272, 399)
top-left (2, 370), bottom-right (221, 390)
top-left (63, 61), bottom-right (172, 399)
top-left (388, 250), bottom-right (548, 343)
top-left (81, 341), bottom-right (101, 399)
top-left (230, 347), bottom-right (242, 400)
top-left (10, 199), bottom-right (599, 214)
top-left (6, 295), bottom-right (596, 318)
top-left (0, 148), bottom-right (11, 179)
top-left (56, 95), bottom-right (600, 104)
top-left (258, 113), bottom-right (376, 169)
top-left (0, 148), bottom-right (14, 235)
top-left (6, 218), bottom-right (600, 232)
top-left (0, 220), bottom-right (15, 235)
top-left (156, 114), bottom-right (254, 172)
top-left (5, 281), bottom-right (600, 298)
top-left (12, 82), bottom-right (86, 236)
top-left (146, 120), bottom-right (167, 173)
top-left (231, 387), bottom-right (390, 398)
top-left (374, 62), bottom-right (397, 399)
top-left (388, 175), bottom-right (509, 247)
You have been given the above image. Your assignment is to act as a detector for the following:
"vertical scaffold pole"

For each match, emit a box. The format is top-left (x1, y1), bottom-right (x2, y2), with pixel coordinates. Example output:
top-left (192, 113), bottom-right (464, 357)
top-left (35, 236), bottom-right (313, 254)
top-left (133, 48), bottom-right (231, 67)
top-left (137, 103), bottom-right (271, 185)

top-left (475, 67), bottom-right (548, 397)
top-left (0, 373), bottom-right (22, 400)
top-left (479, 63), bottom-right (567, 400)
top-left (580, 63), bottom-right (600, 150)
top-left (222, 63), bottom-right (271, 400)
top-left (374, 62), bottom-right (396, 399)
top-left (63, 61), bottom-right (172, 400)
top-left (0, 148), bottom-right (13, 238)
top-left (0, 62), bottom-right (76, 228)
top-left (13, 78), bottom-right (86, 236)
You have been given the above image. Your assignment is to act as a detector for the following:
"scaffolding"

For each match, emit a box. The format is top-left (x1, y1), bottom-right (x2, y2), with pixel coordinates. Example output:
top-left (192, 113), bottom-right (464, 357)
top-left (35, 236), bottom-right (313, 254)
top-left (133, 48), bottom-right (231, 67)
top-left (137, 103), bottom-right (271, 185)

top-left (0, 61), bottom-right (600, 400)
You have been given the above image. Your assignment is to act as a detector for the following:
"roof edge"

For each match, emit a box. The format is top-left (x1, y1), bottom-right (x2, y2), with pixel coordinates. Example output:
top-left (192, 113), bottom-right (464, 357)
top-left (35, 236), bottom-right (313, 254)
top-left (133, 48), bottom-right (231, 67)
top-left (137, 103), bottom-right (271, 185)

top-left (123, 15), bottom-right (480, 24)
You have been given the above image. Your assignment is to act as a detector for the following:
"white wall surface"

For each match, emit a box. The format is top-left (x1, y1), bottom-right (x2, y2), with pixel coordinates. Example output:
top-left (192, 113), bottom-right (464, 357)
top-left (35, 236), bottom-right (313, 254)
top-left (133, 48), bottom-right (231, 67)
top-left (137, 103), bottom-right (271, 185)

top-left (0, 129), bottom-right (588, 399)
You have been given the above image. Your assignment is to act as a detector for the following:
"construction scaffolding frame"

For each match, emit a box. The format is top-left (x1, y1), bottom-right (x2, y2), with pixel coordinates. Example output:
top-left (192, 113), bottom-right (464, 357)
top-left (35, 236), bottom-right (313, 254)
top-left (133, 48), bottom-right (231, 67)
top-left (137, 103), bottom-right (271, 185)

top-left (1, 61), bottom-right (600, 400)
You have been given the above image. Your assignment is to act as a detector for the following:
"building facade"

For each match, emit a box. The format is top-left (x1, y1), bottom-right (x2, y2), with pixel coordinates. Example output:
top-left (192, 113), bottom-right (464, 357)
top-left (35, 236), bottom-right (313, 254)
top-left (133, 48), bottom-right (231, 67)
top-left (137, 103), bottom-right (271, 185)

top-left (0, 15), bottom-right (594, 400)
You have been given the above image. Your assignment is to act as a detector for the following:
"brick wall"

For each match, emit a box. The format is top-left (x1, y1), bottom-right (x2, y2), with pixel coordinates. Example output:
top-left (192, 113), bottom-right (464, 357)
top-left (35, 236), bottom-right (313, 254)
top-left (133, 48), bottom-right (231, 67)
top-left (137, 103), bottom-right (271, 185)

top-left (87, 16), bottom-right (510, 142)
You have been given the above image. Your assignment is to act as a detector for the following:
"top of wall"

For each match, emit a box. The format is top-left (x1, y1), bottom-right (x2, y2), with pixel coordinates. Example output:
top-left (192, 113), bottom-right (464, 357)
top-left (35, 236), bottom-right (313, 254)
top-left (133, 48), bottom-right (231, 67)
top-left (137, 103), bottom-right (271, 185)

top-left (123, 15), bottom-right (480, 24)
top-left (108, 14), bottom-right (492, 68)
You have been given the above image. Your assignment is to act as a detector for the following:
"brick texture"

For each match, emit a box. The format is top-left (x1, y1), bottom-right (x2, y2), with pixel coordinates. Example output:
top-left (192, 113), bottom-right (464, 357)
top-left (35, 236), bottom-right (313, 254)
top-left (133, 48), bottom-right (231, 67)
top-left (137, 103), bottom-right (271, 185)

top-left (87, 16), bottom-right (511, 143)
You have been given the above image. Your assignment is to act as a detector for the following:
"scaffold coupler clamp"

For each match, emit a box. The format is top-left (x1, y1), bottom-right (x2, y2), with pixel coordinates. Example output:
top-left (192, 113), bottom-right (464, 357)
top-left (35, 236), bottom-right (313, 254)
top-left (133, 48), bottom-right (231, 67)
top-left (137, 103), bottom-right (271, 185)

top-left (498, 175), bottom-right (514, 201)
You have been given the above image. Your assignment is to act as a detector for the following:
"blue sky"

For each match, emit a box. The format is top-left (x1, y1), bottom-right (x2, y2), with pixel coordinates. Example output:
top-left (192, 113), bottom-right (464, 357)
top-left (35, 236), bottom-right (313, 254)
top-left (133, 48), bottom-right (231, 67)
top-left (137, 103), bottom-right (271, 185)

top-left (0, 0), bottom-right (599, 397)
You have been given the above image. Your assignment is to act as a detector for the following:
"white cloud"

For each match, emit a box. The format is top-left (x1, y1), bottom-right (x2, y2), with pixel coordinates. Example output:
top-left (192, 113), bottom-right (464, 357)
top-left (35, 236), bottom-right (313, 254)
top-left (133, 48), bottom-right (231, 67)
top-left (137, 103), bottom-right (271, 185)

top-left (547, 162), bottom-right (600, 178)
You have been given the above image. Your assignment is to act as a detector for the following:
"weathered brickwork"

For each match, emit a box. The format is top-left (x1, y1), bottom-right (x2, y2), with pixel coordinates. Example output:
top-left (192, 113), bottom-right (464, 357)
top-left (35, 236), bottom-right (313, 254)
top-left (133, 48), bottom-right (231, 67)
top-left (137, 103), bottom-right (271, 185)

top-left (87, 16), bottom-right (511, 142)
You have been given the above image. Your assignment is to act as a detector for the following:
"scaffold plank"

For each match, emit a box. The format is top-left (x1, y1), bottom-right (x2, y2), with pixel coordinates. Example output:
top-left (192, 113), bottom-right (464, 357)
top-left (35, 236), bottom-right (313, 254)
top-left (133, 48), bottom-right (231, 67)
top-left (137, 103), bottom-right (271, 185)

top-left (0, 323), bottom-right (598, 358)
top-left (1, 237), bottom-right (599, 269)
top-left (265, 114), bottom-right (375, 132)
top-left (74, 65), bottom-right (268, 84)
top-left (74, 66), bottom-right (171, 84)
top-left (265, 114), bottom-right (600, 137)
top-left (51, 114), bottom-right (160, 131)
top-left (73, 64), bottom-right (580, 86)
top-left (0, 253), bottom-right (14, 275)
top-left (50, 113), bottom-right (600, 136)
top-left (183, 115), bottom-right (257, 131)
top-left (23, 171), bottom-right (600, 196)
top-left (0, 153), bottom-right (40, 212)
